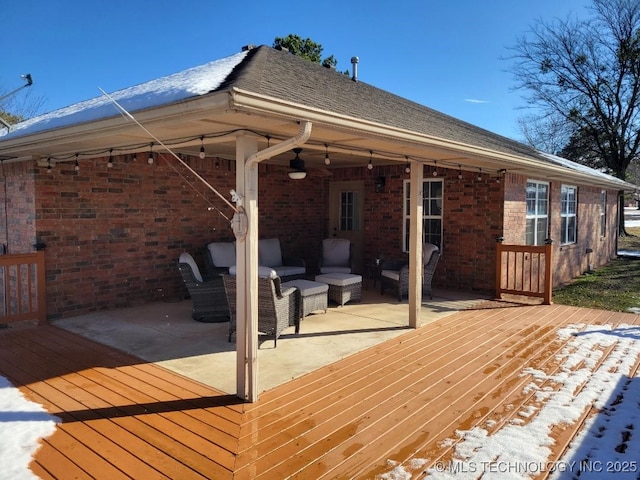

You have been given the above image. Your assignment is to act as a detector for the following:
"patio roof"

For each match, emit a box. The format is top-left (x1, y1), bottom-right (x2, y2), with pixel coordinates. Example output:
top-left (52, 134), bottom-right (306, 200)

top-left (1, 301), bottom-right (639, 478)
top-left (0, 45), bottom-right (635, 192)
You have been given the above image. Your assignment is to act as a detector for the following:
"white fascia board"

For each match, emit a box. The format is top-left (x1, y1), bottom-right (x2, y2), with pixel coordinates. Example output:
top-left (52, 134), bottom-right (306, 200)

top-left (229, 88), bottom-right (636, 192)
top-left (0, 92), bottom-right (230, 156)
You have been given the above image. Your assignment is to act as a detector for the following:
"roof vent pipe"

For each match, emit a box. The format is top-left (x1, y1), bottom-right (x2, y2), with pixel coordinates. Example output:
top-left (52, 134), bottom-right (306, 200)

top-left (351, 56), bottom-right (359, 82)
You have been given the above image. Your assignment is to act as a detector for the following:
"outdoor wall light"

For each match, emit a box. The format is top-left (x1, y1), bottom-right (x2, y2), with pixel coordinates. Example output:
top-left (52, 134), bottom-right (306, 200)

top-left (324, 144), bottom-right (331, 165)
top-left (107, 148), bottom-right (114, 168)
top-left (375, 176), bottom-right (386, 193)
top-left (148, 144), bottom-right (154, 164)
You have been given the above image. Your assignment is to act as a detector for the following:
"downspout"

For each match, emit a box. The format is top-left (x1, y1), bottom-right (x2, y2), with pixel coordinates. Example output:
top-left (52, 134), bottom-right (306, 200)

top-left (246, 120), bottom-right (312, 167)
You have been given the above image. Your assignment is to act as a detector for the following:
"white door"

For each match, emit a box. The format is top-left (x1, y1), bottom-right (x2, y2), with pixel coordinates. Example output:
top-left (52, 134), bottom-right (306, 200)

top-left (328, 181), bottom-right (365, 273)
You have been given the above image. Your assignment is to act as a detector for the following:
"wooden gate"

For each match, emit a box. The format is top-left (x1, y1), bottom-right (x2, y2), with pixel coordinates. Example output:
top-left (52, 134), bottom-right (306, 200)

top-left (0, 251), bottom-right (47, 324)
top-left (495, 239), bottom-right (553, 305)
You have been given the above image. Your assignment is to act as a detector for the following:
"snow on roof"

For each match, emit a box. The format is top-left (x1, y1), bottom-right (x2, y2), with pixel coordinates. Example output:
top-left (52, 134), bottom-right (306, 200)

top-left (0, 50), bottom-right (248, 141)
top-left (537, 150), bottom-right (630, 187)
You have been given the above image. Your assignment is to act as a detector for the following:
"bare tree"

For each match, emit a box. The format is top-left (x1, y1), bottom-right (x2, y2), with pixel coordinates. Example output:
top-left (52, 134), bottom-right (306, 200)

top-left (509, 0), bottom-right (640, 235)
top-left (0, 75), bottom-right (45, 128)
top-left (518, 111), bottom-right (575, 155)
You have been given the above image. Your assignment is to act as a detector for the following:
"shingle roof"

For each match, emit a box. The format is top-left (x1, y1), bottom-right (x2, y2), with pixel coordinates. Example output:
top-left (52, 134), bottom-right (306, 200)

top-left (220, 46), bottom-right (545, 161)
top-left (0, 44), bottom-right (634, 190)
top-left (220, 46), bottom-right (634, 189)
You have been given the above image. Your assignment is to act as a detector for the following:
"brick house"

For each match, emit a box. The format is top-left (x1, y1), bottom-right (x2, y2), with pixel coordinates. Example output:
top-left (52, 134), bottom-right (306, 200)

top-left (0, 45), bottom-right (635, 364)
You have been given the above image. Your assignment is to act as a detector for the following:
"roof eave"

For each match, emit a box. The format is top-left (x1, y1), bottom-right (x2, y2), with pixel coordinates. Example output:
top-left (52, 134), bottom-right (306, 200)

top-left (0, 92), bottom-right (231, 160)
top-left (229, 87), bottom-right (638, 192)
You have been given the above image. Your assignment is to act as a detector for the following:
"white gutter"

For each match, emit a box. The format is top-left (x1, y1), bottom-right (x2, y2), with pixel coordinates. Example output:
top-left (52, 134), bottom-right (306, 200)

top-left (230, 88), bottom-right (637, 192)
top-left (246, 120), bottom-right (312, 167)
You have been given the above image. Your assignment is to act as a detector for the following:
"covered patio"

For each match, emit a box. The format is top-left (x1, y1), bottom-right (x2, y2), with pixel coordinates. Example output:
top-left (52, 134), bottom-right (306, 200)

top-left (2, 301), bottom-right (639, 479)
top-left (53, 287), bottom-right (486, 395)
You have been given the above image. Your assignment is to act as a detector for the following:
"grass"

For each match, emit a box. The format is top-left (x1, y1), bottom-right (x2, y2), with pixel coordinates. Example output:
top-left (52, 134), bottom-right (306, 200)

top-left (553, 227), bottom-right (640, 312)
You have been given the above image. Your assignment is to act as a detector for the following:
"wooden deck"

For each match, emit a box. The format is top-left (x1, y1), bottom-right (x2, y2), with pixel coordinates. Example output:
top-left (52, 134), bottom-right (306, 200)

top-left (1, 302), bottom-right (639, 479)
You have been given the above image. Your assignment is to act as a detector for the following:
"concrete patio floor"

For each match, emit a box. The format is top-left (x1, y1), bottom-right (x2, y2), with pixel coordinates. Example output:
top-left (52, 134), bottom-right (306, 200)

top-left (54, 287), bottom-right (488, 395)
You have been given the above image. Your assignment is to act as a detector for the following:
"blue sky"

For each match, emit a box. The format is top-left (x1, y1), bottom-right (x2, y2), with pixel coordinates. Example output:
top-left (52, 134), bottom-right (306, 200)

top-left (2, 0), bottom-right (592, 141)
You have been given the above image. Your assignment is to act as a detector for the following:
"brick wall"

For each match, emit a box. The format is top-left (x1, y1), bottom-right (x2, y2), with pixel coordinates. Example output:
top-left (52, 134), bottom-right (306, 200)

top-left (0, 161), bottom-right (37, 254)
top-left (27, 153), bottom-right (326, 320)
top-left (503, 173), bottom-right (618, 287)
top-left (332, 164), bottom-right (504, 294)
top-left (0, 154), bottom-right (621, 320)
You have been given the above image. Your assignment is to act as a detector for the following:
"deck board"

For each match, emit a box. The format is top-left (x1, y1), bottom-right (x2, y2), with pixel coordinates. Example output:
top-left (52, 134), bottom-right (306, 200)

top-left (1, 303), bottom-right (639, 479)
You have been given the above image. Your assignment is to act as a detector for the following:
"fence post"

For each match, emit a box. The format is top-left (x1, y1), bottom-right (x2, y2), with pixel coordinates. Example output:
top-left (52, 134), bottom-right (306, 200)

top-left (543, 239), bottom-right (553, 305)
top-left (495, 237), bottom-right (504, 300)
top-left (36, 251), bottom-right (47, 324)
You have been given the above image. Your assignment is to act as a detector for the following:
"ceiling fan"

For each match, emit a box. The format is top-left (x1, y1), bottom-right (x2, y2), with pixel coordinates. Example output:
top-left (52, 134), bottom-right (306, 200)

top-left (287, 148), bottom-right (331, 179)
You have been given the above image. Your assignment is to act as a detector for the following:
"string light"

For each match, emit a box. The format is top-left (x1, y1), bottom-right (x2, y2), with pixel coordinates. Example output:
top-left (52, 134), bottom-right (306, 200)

top-left (367, 151), bottom-right (373, 170)
top-left (324, 144), bottom-right (331, 165)
top-left (199, 136), bottom-right (206, 159)
top-left (107, 148), bottom-right (114, 168)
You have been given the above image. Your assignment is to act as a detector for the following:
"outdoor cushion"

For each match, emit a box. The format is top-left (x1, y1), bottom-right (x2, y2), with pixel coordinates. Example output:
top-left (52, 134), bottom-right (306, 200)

top-left (273, 265), bottom-right (306, 278)
top-left (315, 273), bottom-right (362, 286)
top-left (380, 269), bottom-right (400, 281)
top-left (228, 265), bottom-right (278, 278)
top-left (281, 279), bottom-right (329, 296)
top-left (208, 242), bottom-right (236, 268)
top-left (179, 252), bottom-right (203, 282)
top-left (423, 243), bottom-right (438, 262)
top-left (259, 238), bottom-right (283, 267)
top-left (322, 238), bottom-right (350, 266)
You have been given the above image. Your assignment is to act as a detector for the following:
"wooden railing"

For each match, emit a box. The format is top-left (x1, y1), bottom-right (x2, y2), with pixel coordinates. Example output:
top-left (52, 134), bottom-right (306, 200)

top-left (495, 239), bottom-right (553, 305)
top-left (0, 251), bottom-right (47, 324)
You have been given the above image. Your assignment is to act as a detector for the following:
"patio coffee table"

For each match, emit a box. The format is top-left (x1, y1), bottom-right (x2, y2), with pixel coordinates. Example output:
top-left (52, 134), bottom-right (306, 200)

top-left (281, 279), bottom-right (329, 322)
top-left (314, 273), bottom-right (362, 306)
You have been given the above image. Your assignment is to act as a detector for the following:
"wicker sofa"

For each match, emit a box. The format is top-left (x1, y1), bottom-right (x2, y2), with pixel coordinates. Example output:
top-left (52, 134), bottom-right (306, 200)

top-left (206, 238), bottom-right (306, 281)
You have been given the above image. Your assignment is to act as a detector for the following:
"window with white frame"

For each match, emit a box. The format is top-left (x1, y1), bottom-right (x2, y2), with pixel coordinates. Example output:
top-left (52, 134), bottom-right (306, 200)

top-left (403, 179), bottom-right (443, 251)
top-left (600, 191), bottom-right (607, 237)
top-left (525, 181), bottom-right (549, 245)
top-left (560, 185), bottom-right (577, 244)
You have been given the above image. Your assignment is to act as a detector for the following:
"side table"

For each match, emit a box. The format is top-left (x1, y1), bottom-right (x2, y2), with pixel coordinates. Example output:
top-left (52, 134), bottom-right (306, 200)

top-left (364, 261), bottom-right (384, 289)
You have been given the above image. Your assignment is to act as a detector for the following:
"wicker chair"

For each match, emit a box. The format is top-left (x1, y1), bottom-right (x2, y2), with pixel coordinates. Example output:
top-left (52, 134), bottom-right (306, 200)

top-left (178, 252), bottom-right (230, 322)
top-left (223, 272), bottom-right (300, 347)
top-left (318, 238), bottom-right (354, 274)
top-left (380, 244), bottom-right (440, 302)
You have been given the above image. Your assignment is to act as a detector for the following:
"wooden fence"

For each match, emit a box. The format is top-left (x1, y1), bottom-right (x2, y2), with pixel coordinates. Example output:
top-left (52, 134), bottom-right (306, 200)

top-left (495, 239), bottom-right (553, 305)
top-left (0, 251), bottom-right (47, 324)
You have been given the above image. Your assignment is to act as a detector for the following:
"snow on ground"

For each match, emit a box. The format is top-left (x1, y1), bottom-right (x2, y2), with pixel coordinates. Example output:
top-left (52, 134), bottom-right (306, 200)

top-left (0, 376), bottom-right (59, 480)
top-left (378, 323), bottom-right (640, 480)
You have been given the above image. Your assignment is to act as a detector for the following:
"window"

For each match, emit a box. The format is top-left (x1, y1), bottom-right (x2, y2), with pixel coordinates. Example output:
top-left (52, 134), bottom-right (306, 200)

top-left (403, 179), bottom-right (443, 251)
top-left (339, 191), bottom-right (360, 231)
top-left (560, 185), bottom-right (577, 244)
top-left (525, 181), bottom-right (549, 245)
top-left (600, 191), bottom-right (607, 237)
